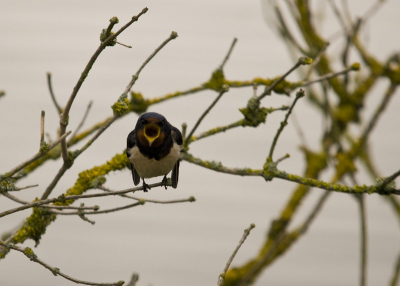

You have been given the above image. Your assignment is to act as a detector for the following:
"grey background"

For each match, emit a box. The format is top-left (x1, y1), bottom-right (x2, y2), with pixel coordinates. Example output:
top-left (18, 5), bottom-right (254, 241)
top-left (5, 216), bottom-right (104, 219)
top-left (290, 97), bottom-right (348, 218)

top-left (1, 0), bottom-right (400, 285)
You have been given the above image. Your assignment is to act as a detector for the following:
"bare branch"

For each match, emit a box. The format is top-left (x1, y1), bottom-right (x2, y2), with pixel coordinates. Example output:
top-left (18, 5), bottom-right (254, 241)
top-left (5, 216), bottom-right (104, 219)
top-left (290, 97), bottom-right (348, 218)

top-left (1, 182), bottom-right (168, 218)
top-left (97, 185), bottom-right (195, 204)
top-left (258, 56), bottom-right (312, 101)
top-left (46, 72), bottom-right (62, 114)
top-left (219, 38), bottom-right (238, 71)
top-left (40, 111), bottom-right (45, 146)
top-left (303, 42), bottom-right (330, 81)
top-left (4, 131), bottom-right (71, 178)
top-left (301, 64), bottom-right (359, 87)
top-left (124, 31), bottom-right (178, 94)
top-left (268, 89), bottom-right (304, 159)
top-left (0, 241), bottom-right (124, 286)
top-left (59, 8), bottom-right (148, 164)
top-left (185, 86), bottom-right (229, 145)
top-left (3, 192), bottom-right (99, 211)
top-left (217, 223), bottom-right (255, 286)
top-left (126, 273), bottom-right (139, 286)
top-left (69, 101), bottom-right (93, 143)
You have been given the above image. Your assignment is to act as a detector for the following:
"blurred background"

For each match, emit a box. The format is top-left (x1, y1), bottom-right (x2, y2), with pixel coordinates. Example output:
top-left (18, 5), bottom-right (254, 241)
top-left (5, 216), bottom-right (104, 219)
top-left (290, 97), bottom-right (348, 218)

top-left (1, 0), bottom-right (400, 285)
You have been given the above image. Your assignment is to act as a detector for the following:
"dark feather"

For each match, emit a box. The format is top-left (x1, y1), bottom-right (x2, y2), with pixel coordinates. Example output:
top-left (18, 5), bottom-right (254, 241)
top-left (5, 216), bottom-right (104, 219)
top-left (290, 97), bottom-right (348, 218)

top-left (126, 130), bottom-right (140, 185)
top-left (170, 127), bottom-right (182, 188)
top-left (171, 160), bottom-right (179, 188)
top-left (171, 126), bottom-right (183, 145)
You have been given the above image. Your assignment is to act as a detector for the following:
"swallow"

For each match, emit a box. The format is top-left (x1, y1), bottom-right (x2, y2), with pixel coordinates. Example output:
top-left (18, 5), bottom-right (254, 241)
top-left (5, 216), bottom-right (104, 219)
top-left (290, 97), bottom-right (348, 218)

top-left (126, 112), bottom-right (183, 192)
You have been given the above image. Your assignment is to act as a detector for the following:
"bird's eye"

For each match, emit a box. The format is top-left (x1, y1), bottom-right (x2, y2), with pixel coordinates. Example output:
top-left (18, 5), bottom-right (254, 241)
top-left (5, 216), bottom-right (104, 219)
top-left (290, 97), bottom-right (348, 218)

top-left (141, 119), bottom-right (145, 125)
top-left (160, 120), bottom-right (165, 127)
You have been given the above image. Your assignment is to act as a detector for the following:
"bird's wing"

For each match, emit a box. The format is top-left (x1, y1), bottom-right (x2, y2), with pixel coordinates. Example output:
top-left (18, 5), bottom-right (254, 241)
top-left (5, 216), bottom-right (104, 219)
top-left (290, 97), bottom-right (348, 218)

top-left (171, 126), bottom-right (183, 188)
top-left (171, 126), bottom-right (183, 145)
top-left (171, 160), bottom-right (179, 188)
top-left (126, 130), bottom-right (141, 186)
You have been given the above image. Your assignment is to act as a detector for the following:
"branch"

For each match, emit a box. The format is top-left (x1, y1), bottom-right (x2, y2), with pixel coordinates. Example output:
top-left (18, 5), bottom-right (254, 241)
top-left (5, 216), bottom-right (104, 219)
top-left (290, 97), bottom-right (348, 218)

top-left (268, 89), bottom-right (304, 159)
top-left (2, 192), bottom-right (99, 211)
top-left (69, 101), bottom-right (93, 143)
top-left (58, 8), bottom-right (148, 164)
top-left (301, 63), bottom-right (360, 87)
top-left (0, 182), bottom-right (168, 218)
top-left (123, 31), bottom-right (178, 95)
top-left (46, 72), bottom-right (62, 114)
top-left (0, 241), bottom-right (124, 286)
top-left (217, 223), bottom-right (255, 286)
top-left (185, 85), bottom-right (229, 145)
top-left (4, 131), bottom-right (71, 179)
top-left (258, 56), bottom-right (312, 101)
top-left (97, 185), bottom-right (195, 204)
top-left (219, 38), bottom-right (238, 71)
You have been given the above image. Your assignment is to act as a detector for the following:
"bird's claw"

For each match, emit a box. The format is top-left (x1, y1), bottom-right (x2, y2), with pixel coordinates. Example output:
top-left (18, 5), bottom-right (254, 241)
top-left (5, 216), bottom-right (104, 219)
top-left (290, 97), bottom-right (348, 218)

top-left (142, 180), bottom-right (151, 192)
top-left (162, 176), bottom-right (168, 190)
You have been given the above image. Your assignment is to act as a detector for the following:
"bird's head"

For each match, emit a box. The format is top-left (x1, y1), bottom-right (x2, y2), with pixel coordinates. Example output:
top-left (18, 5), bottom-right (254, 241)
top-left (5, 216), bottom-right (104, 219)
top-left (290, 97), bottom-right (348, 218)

top-left (135, 112), bottom-right (169, 148)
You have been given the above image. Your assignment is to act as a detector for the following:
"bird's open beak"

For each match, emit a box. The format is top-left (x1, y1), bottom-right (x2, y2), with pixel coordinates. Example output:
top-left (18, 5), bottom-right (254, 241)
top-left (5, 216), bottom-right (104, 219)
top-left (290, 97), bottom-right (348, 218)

top-left (143, 123), bottom-right (161, 146)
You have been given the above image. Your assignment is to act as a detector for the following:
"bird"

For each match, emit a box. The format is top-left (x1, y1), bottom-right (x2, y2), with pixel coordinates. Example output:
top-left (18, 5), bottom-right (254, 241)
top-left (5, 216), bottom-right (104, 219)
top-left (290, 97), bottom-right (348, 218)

top-left (126, 112), bottom-right (183, 192)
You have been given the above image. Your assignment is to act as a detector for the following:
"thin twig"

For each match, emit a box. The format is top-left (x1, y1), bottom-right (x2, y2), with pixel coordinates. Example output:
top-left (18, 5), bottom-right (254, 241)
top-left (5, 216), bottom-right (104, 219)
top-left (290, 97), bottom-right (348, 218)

top-left (184, 86), bottom-right (229, 145)
top-left (219, 38), bottom-right (238, 71)
top-left (268, 89), bottom-right (305, 159)
top-left (5, 131), bottom-right (71, 178)
top-left (275, 153), bottom-right (290, 165)
top-left (390, 252), bottom-right (400, 286)
top-left (238, 190), bottom-right (331, 286)
top-left (378, 169), bottom-right (400, 193)
top-left (362, 0), bottom-right (386, 23)
top-left (258, 56), bottom-right (312, 101)
top-left (72, 115), bottom-right (118, 158)
top-left (50, 201), bottom-right (142, 215)
top-left (0, 241), bottom-right (123, 286)
top-left (69, 101), bottom-right (93, 143)
top-left (97, 185), bottom-right (195, 204)
top-left (126, 273), bottom-right (139, 286)
top-left (3, 192), bottom-right (99, 210)
top-left (46, 72), bottom-right (62, 114)
top-left (124, 31), bottom-right (178, 94)
top-left (360, 83), bottom-right (397, 146)
top-left (115, 41), bottom-right (132, 48)
top-left (303, 42), bottom-right (330, 81)
top-left (274, 6), bottom-right (308, 55)
top-left (301, 65), bottom-right (358, 87)
top-left (11, 184), bottom-right (39, 192)
top-left (40, 111), bottom-right (45, 147)
top-left (40, 164), bottom-right (70, 200)
top-left (217, 223), bottom-right (255, 286)
top-left (1, 182), bottom-right (167, 218)
top-left (358, 194), bottom-right (368, 286)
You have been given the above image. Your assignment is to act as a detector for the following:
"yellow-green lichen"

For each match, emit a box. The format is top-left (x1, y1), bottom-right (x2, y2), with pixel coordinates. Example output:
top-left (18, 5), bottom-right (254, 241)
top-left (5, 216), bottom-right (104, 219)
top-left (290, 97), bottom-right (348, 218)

top-left (333, 104), bottom-right (358, 125)
top-left (39, 142), bottom-right (50, 154)
top-left (55, 152), bottom-right (129, 206)
top-left (13, 207), bottom-right (57, 245)
top-left (203, 69), bottom-right (226, 91)
top-left (112, 95), bottom-right (130, 116)
top-left (263, 157), bottom-right (276, 181)
top-left (239, 96), bottom-right (270, 127)
top-left (23, 247), bottom-right (36, 259)
top-left (333, 152), bottom-right (357, 181)
top-left (129, 91), bottom-right (149, 113)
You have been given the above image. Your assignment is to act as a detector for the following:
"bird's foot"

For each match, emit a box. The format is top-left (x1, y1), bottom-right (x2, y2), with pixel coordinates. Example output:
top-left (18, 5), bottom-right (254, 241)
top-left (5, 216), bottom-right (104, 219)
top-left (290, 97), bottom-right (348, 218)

top-left (142, 180), bottom-right (151, 192)
top-left (161, 175), bottom-right (168, 190)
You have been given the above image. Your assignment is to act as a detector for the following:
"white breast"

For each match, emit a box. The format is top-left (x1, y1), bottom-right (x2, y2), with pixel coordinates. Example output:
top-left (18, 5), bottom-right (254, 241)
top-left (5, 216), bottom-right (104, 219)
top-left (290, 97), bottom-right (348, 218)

top-left (128, 142), bottom-right (182, 179)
